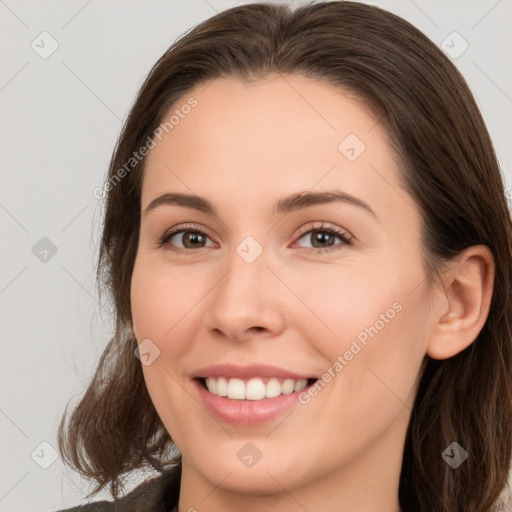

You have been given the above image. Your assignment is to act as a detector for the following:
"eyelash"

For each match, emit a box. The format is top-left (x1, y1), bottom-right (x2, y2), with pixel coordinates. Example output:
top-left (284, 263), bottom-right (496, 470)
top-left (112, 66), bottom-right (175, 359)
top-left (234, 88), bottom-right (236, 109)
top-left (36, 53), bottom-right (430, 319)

top-left (157, 222), bottom-right (353, 254)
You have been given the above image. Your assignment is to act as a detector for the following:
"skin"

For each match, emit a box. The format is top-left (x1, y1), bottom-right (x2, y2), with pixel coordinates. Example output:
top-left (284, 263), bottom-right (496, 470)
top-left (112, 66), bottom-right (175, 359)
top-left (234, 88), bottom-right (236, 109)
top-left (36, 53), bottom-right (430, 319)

top-left (130, 74), bottom-right (494, 512)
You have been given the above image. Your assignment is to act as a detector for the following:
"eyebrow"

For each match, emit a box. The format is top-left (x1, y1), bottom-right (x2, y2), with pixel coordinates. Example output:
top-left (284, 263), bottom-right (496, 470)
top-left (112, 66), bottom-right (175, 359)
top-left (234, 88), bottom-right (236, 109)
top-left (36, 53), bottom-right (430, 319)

top-left (143, 190), bottom-right (377, 219)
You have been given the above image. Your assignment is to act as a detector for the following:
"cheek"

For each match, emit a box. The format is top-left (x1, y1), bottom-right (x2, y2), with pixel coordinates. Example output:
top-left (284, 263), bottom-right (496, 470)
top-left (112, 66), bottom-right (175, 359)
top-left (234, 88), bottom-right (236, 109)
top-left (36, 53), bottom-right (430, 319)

top-left (130, 267), bottom-right (166, 341)
top-left (293, 267), bottom-right (404, 357)
top-left (130, 259), bottom-right (198, 441)
top-left (130, 258), bottom-right (197, 342)
top-left (300, 264), bottom-right (428, 415)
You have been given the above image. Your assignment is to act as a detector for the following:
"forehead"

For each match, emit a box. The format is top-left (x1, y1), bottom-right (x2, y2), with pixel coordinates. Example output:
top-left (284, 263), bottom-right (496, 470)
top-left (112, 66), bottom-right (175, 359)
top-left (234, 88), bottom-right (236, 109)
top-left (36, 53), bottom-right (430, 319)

top-left (141, 74), bottom-right (405, 218)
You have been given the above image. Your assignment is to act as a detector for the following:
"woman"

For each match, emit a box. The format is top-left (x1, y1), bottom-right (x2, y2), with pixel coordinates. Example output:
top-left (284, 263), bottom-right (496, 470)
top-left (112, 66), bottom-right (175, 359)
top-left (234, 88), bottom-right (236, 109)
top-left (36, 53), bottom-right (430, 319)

top-left (57, 1), bottom-right (512, 511)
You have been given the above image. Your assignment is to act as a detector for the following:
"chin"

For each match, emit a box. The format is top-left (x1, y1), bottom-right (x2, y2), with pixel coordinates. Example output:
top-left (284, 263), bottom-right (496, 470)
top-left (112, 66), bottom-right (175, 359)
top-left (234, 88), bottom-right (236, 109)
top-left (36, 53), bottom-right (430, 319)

top-left (203, 464), bottom-right (296, 496)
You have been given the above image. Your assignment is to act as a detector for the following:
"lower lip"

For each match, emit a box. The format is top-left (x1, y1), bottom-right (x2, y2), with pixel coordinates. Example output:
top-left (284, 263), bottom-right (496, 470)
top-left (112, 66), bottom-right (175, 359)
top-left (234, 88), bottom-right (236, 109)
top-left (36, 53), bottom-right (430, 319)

top-left (193, 378), bottom-right (313, 425)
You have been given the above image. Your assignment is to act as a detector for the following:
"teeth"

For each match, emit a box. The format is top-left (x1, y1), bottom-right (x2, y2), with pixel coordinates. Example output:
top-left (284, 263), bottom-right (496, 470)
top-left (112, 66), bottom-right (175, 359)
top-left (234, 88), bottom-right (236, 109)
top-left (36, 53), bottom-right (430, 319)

top-left (204, 376), bottom-right (309, 400)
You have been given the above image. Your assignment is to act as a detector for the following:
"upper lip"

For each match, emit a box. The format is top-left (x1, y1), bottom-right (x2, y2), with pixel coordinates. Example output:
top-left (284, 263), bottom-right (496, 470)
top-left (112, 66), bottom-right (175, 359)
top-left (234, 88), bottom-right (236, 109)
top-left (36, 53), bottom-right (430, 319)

top-left (192, 363), bottom-right (317, 381)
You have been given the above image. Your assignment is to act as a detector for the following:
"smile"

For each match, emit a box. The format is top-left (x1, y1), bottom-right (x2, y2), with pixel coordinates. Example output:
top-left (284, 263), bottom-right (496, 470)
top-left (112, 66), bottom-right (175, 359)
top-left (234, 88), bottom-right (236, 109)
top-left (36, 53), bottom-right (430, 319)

top-left (200, 376), bottom-right (315, 400)
top-left (193, 376), bottom-right (319, 424)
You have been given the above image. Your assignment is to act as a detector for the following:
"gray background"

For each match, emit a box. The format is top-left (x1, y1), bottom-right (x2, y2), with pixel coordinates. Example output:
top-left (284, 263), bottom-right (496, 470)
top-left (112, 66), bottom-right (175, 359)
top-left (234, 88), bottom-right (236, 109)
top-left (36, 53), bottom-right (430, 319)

top-left (1, 0), bottom-right (511, 510)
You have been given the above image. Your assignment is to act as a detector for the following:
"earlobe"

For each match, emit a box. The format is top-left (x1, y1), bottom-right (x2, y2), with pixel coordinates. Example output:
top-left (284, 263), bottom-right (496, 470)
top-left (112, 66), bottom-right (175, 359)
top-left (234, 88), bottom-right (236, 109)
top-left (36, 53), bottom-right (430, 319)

top-left (426, 245), bottom-right (495, 360)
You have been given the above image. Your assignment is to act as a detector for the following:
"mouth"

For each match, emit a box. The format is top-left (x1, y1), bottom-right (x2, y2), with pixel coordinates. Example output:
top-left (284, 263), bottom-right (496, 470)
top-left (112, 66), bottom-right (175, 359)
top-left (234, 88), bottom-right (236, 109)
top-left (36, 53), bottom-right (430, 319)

top-left (195, 376), bottom-right (319, 401)
top-left (192, 373), bottom-right (320, 424)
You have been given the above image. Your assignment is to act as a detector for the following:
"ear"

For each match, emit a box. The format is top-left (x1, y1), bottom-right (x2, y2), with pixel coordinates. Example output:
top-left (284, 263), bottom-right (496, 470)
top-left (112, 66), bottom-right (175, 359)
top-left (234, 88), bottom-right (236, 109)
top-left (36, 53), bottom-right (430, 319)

top-left (426, 244), bottom-right (495, 360)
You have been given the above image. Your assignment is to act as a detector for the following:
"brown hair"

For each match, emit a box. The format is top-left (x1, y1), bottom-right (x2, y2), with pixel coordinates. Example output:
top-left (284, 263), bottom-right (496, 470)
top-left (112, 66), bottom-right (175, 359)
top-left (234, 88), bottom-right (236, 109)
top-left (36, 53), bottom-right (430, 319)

top-left (58, 2), bottom-right (512, 510)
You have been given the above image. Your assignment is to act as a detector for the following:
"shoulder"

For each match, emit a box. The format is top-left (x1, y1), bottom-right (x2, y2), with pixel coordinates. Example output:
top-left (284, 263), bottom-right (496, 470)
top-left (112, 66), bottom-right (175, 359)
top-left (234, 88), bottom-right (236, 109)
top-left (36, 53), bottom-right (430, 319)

top-left (55, 466), bottom-right (181, 512)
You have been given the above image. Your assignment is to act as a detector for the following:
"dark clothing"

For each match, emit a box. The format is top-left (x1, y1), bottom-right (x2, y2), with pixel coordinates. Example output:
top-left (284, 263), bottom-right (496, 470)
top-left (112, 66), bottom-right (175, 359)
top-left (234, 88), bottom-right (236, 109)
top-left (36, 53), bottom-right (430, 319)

top-left (55, 467), bottom-right (180, 512)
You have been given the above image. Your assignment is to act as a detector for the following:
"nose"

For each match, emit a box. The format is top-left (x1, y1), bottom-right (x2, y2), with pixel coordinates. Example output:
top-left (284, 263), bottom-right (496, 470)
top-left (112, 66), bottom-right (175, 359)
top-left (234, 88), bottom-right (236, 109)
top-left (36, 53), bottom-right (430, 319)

top-left (202, 245), bottom-right (286, 343)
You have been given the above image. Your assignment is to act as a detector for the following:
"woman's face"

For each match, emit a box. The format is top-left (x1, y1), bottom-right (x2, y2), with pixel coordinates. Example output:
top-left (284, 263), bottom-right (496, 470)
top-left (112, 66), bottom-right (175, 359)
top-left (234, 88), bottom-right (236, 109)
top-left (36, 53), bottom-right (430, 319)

top-left (130, 74), bottom-right (440, 497)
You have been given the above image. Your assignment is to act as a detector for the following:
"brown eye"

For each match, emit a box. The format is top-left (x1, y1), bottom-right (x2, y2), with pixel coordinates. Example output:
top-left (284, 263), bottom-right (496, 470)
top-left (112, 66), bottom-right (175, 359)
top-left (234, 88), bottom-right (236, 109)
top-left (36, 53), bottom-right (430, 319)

top-left (157, 224), bottom-right (215, 251)
top-left (305, 231), bottom-right (337, 248)
top-left (172, 231), bottom-right (208, 249)
top-left (295, 226), bottom-right (352, 252)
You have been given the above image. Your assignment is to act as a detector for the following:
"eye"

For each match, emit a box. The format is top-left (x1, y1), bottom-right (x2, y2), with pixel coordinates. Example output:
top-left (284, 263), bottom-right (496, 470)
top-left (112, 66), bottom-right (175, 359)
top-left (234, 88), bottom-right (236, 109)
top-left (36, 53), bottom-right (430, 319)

top-left (157, 223), bottom-right (216, 251)
top-left (292, 223), bottom-right (352, 253)
top-left (157, 222), bottom-right (352, 254)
